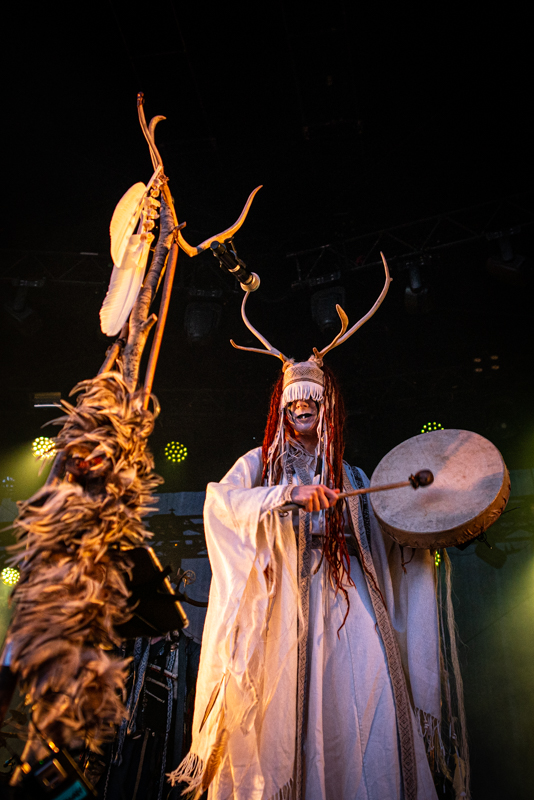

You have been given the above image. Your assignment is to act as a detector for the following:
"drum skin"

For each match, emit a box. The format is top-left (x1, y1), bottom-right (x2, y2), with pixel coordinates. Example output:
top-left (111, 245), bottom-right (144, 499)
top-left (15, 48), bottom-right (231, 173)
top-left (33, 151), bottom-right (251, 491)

top-left (370, 429), bottom-right (510, 549)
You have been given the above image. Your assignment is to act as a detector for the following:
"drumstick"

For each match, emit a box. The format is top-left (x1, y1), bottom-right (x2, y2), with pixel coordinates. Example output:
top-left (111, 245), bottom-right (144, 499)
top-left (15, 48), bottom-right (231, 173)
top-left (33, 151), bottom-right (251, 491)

top-left (337, 469), bottom-right (434, 500)
top-left (282, 470), bottom-right (434, 512)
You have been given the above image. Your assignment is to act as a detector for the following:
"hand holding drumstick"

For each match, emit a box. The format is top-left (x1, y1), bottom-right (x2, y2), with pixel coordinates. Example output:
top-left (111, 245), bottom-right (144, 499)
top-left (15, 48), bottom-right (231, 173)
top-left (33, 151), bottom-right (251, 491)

top-left (286, 470), bottom-right (434, 513)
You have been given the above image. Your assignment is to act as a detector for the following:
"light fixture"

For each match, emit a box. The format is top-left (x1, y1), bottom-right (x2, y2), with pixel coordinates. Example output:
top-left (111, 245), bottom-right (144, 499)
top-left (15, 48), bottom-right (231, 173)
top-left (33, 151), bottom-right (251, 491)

top-left (32, 436), bottom-right (56, 460)
top-left (486, 227), bottom-right (531, 286)
top-left (184, 301), bottom-right (221, 344)
top-left (33, 392), bottom-right (61, 408)
top-left (1, 566), bottom-right (20, 586)
top-left (164, 442), bottom-right (188, 464)
top-left (421, 422), bottom-right (444, 434)
top-left (311, 285), bottom-right (346, 333)
top-left (404, 258), bottom-right (432, 315)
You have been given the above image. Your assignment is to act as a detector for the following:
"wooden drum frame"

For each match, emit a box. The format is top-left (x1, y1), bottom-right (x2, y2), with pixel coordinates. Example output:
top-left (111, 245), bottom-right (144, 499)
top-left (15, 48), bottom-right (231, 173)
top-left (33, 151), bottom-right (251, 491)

top-left (370, 429), bottom-right (510, 549)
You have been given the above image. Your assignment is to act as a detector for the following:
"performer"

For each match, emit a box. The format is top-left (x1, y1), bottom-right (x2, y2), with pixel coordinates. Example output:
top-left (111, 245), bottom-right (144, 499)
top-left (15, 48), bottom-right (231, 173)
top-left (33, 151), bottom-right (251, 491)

top-left (171, 261), bottom-right (449, 800)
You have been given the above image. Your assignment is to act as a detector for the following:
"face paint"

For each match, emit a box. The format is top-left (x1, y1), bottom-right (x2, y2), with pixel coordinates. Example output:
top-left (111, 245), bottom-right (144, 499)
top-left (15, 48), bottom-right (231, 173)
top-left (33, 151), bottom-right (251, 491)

top-left (286, 398), bottom-right (320, 436)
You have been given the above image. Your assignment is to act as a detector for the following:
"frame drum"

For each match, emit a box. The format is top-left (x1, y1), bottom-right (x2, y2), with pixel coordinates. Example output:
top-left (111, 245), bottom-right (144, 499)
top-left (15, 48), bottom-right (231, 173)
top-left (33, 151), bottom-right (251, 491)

top-left (370, 429), bottom-right (510, 549)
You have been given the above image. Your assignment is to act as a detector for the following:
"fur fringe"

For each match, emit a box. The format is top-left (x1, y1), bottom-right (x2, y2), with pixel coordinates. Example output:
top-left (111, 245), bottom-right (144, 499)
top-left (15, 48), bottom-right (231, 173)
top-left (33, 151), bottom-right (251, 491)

top-left (415, 708), bottom-right (451, 780)
top-left (7, 370), bottom-right (162, 752)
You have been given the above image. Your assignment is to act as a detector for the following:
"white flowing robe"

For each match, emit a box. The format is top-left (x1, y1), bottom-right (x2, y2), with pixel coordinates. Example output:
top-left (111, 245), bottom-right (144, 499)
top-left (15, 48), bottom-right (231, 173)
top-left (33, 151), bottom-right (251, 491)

top-left (179, 447), bottom-right (440, 800)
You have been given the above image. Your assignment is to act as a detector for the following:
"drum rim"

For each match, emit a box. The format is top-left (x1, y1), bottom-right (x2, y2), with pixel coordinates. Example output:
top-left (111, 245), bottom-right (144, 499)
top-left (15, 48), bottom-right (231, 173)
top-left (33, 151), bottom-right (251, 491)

top-left (370, 429), bottom-right (511, 549)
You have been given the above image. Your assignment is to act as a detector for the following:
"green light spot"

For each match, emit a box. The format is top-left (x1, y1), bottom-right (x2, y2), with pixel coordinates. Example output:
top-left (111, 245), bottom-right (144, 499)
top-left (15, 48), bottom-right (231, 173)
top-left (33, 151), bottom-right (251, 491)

top-left (164, 442), bottom-right (188, 464)
top-left (1, 566), bottom-right (20, 586)
top-left (32, 437), bottom-right (56, 460)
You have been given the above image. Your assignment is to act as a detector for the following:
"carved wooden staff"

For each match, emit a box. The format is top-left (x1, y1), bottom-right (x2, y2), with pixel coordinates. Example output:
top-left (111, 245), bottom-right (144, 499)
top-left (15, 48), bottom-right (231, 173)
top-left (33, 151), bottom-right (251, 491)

top-left (0, 93), bottom-right (262, 776)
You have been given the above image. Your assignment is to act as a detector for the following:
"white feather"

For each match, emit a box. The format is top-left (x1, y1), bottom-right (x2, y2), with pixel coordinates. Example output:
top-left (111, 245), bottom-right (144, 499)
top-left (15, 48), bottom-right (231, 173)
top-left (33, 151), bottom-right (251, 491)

top-left (101, 167), bottom-right (163, 337)
top-left (100, 234), bottom-right (153, 336)
top-left (109, 183), bottom-right (147, 267)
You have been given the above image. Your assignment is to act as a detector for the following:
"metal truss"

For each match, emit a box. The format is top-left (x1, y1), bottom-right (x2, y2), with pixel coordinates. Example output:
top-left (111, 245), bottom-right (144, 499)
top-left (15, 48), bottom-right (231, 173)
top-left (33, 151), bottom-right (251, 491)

top-left (286, 190), bottom-right (534, 286)
top-left (1, 191), bottom-right (532, 289)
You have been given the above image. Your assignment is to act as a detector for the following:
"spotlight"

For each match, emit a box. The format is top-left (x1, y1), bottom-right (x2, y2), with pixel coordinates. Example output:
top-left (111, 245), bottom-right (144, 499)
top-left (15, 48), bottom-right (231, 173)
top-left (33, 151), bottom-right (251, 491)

top-left (404, 258), bottom-right (432, 315)
top-left (32, 436), bottom-right (56, 460)
top-left (434, 551), bottom-right (441, 568)
top-left (164, 442), bottom-right (188, 464)
top-left (486, 227), bottom-right (531, 286)
top-left (1, 566), bottom-right (20, 586)
top-left (421, 422), bottom-right (444, 434)
top-left (311, 286), bottom-right (346, 333)
top-left (184, 301), bottom-right (222, 344)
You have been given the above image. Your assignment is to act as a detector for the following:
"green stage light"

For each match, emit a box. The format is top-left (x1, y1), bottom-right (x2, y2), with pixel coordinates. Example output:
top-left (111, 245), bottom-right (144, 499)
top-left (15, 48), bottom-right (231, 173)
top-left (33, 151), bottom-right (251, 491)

top-left (32, 436), bottom-right (56, 460)
top-left (421, 422), bottom-right (444, 434)
top-left (1, 566), bottom-right (20, 586)
top-left (164, 442), bottom-right (188, 464)
top-left (434, 551), bottom-right (441, 568)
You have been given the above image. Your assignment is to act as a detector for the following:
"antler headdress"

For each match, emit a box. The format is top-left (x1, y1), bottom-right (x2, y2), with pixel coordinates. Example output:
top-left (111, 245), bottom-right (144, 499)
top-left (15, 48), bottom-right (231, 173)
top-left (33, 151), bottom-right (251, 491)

top-left (230, 252), bottom-right (392, 405)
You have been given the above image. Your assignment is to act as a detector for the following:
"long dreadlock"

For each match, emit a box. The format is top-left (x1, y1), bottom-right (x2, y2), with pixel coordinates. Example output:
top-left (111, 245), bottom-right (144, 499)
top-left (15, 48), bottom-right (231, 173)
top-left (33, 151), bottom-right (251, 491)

top-left (261, 364), bottom-right (354, 612)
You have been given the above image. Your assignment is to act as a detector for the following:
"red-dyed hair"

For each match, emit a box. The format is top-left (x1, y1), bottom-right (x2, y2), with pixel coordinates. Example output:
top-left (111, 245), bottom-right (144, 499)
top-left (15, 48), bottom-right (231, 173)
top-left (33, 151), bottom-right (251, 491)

top-left (262, 365), bottom-right (353, 609)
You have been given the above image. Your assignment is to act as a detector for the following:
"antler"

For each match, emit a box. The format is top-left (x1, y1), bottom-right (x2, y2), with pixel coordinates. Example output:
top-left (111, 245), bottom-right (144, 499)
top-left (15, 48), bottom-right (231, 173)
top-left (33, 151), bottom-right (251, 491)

top-left (138, 92), bottom-right (260, 259)
top-left (230, 290), bottom-right (289, 363)
top-left (176, 186), bottom-right (262, 257)
top-left (314, 252), bottom-right (392, 359)
top-left (137, 94), bottom-right (165, 172)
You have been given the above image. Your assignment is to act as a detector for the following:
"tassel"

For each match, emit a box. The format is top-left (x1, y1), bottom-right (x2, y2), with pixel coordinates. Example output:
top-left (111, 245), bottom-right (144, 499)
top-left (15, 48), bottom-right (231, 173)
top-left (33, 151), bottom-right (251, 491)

top-left (167, 751), bottom-right (204, 788)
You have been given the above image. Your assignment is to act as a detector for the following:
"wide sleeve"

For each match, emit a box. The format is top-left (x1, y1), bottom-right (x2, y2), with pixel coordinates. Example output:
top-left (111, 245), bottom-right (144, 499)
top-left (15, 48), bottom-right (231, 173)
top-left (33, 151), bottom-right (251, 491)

top-left (193, 449), bottom-right (291, 728)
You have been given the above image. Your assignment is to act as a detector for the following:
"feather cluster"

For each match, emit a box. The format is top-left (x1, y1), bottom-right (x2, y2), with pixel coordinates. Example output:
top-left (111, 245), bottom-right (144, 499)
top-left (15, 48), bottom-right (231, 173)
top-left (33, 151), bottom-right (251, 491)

top-left (8, 370), bottom-right (163, 752)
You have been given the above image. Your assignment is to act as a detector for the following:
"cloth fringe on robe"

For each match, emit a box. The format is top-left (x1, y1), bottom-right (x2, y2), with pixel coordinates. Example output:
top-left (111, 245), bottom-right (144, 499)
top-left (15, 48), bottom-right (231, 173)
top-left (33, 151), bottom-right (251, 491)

top-left (169, 448), bottom-right (469, 800)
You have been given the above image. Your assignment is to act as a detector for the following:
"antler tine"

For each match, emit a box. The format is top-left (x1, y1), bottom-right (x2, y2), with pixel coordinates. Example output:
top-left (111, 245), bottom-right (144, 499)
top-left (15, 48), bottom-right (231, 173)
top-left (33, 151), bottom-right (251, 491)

top-left (313, 305), bottom-right (349, 359)
top-left (137, 94), bottom-right (164, 171)
top-left (315, 252), bottom-right (392, 358)
top-left (230, 341), bottom-right (286, 360)
top-left (230, 290), bottom-right (288, 363)
top-left (176, 186), bottom-right (263, 257)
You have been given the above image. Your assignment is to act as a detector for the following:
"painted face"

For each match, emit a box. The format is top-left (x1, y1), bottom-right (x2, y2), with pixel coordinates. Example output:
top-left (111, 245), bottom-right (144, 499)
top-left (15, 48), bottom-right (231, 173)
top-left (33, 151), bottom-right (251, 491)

top-left (286, 398), bottom-right (320, 436)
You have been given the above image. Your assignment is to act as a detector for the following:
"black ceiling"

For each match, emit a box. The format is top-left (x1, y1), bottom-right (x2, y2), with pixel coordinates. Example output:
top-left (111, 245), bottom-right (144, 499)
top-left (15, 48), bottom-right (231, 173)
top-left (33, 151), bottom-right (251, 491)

top-left (1, 3), bottom-right (532, 496)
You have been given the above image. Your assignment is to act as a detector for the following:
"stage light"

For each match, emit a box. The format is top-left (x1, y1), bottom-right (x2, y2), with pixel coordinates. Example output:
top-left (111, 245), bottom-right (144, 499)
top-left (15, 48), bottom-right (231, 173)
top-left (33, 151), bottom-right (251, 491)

top-left (32, 436), bottom-right (56, 460)
top-left (421, 422), bottom-right (444, 434)
top-left (311, 286), bottom-right (346, 333)
top-left (486, 227), bottom-right (531, 286)
top-left (184, 301), bottom-right (221, 344)
top-left (164, 442), bottom-right (188, 464)
top-left (434, 551), bottom-right (441, 568)
top-left (1, 567), bottom-right (20, 586)
top-left (404, 259), bottom-right (432, 315)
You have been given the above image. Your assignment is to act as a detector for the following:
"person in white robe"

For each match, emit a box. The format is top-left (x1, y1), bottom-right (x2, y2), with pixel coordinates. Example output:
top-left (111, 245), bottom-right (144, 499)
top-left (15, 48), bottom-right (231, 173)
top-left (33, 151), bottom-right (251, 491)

top-left (170, 262), bottom-right (466, 799)
top-left (171, 371), bottom-right (442, 800)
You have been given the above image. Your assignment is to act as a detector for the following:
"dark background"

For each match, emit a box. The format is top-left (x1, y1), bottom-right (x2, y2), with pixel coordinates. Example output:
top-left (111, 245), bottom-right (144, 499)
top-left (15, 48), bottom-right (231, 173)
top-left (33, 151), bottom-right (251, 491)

top-left (1, 4), bottom-right (533, 797)
top-left (1, 2), bottom-right (532, 496)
